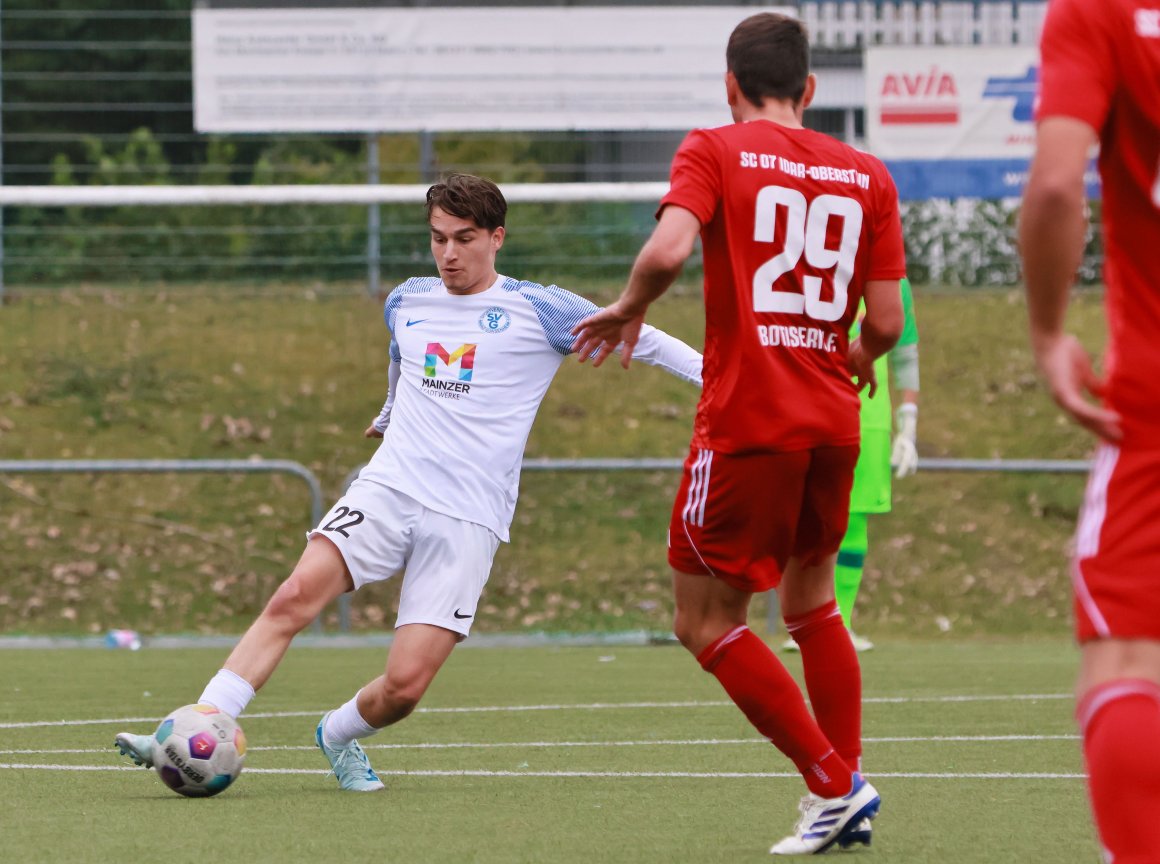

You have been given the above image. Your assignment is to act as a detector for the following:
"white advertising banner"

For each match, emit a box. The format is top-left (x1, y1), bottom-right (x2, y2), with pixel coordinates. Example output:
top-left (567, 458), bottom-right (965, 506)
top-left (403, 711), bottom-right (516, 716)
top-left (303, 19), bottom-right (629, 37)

top-left (866, 46), bottom-right (1037, 160)
top-left (863, 45), bottom-right (1099, 198)
top-left (192, 6), bottom-right (797, 133)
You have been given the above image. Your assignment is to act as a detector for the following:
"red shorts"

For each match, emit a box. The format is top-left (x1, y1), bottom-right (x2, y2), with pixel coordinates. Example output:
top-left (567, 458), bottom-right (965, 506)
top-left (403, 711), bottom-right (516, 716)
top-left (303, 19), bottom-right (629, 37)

top-left (667, 445), bottom-right (859, 593)
top-left (1073, 444), bottom-right (1160, 642)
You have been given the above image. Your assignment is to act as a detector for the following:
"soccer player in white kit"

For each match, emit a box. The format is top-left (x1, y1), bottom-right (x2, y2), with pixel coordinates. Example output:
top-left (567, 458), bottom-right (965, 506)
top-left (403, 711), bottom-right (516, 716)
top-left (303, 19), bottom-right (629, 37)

top-left (115, 173), bottom-right (703, 790)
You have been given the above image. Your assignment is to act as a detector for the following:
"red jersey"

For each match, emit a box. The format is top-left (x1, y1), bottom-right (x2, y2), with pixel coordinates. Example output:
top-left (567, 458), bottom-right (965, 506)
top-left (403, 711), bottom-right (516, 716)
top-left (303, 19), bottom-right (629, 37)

top-left (1038, 0), bottom-right (1160, 448)
top-left (660, 121), bottom-right (906, 453)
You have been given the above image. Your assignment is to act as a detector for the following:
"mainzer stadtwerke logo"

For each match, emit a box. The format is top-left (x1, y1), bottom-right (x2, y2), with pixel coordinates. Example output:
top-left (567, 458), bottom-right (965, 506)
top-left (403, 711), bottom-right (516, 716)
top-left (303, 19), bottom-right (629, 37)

top-left (479, 306), bottom-right (511, 333)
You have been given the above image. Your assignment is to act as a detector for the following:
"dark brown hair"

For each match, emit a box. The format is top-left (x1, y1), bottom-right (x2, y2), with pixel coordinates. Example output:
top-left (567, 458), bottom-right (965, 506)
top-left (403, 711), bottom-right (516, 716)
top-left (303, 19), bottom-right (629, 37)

top-left (425, 173), bottom-right (507, 231)
top-left (726, 13), bottom-right (810, 107)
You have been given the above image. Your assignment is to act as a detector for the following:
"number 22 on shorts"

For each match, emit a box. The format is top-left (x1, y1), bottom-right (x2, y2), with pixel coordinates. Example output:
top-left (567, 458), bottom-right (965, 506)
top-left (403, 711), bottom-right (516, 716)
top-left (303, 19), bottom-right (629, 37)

top-left (321, 506), bottom-right (365, 537)
top-left (752, 185), bottom-right (863, 322)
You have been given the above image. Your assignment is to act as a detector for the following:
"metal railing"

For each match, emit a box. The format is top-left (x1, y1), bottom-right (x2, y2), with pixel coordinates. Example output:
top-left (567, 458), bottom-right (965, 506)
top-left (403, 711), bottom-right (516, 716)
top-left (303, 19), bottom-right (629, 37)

top-left (0, 458), bottom-right (324, 524)
top-left (344, 455), bottom-right (1092, 635)
top-left (342, 456), bottom-right (1093, 492)
top-left (2, 455), bottom-right (1092, 636)
top-left (0, 458), bottom-right (328, 632)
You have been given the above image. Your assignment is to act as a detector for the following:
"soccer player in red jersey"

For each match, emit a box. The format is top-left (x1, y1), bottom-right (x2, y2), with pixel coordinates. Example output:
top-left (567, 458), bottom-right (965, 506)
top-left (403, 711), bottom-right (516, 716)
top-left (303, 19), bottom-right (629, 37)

top-left (1020, 1), bottom-right (1160, 861)
top-left (573, 12), bottom-right (904, 854)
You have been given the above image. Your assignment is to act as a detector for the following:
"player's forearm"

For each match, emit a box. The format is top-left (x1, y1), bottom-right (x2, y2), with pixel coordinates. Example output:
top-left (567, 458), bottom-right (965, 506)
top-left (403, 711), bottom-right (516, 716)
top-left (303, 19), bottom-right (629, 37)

top-left (631, 325), bottom-right (703, 386)
top-left (371, 356), bottom-right (402, 432)
top-left (1019, 118), bottom-right (1092, 348)
top-left (618, 209), bottom-right (699, 316)
top-left (859, 278), bottom-right (904, 362)
top-left (1020, 182), bottom-right (1086, 346)
top-left (858, 309), bottom-right (902, 362)
top-left (618, 245), bottom-right (683, 316)
top-left (859, 329), bottom-right (899, 364)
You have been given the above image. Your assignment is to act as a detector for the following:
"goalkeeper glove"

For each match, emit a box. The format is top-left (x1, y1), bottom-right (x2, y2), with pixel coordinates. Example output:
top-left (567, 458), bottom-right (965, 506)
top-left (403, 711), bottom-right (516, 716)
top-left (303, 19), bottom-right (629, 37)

top-left (890, 403), bottom-right (918, 478)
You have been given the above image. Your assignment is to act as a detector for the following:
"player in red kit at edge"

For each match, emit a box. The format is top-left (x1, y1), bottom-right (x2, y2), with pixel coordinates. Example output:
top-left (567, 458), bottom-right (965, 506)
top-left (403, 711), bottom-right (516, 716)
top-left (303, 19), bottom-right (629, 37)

top-left (573, 13), bottom-right (904, 854)
top-left (1020, 1), bottom-right (1160, 861)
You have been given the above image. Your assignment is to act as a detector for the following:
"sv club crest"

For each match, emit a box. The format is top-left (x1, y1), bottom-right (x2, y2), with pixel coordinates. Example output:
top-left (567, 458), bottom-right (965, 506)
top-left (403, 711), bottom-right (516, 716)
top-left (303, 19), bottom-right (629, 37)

top-left (479, 306), bottom-right (511, 334)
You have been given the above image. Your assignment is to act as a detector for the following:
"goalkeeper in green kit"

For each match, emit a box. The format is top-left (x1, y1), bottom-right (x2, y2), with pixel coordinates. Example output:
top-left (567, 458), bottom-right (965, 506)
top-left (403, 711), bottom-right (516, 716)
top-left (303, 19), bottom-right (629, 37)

top-left (786, 277), bottom-right (919, 653)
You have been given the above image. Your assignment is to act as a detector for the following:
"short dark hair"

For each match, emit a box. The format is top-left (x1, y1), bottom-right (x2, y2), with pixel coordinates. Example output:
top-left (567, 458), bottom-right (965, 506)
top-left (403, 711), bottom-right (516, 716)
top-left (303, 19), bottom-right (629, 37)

top-left (425, 173), bottom-right (507, 231)
top-left (726, 13), bottom-right (810, 107)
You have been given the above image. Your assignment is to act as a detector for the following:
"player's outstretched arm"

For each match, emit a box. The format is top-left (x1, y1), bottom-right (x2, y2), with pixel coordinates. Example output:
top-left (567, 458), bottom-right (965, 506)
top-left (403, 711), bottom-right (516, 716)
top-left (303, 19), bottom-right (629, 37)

top-left (629, 325), bottom-right (703, 386)
top-left (572, 206), bottom-right (701, 369)
top-left (1019, 116), bottom-right (1121, 441)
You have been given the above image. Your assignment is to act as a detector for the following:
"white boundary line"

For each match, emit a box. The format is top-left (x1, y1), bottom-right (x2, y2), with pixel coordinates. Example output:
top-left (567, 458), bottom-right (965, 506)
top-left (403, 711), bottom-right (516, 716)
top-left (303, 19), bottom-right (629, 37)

top-left (0, 764), bottom-right (1086, 780)
top-left (0, 734), bottom-right (1079, 756)
top-left (0, 693), bottom-right (1073, 731)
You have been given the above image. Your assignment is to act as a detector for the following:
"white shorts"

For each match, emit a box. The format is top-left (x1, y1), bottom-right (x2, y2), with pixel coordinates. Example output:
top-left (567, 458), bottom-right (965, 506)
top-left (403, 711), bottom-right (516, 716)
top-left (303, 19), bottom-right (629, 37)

top-left (307, 479), bottom-right (500, 637)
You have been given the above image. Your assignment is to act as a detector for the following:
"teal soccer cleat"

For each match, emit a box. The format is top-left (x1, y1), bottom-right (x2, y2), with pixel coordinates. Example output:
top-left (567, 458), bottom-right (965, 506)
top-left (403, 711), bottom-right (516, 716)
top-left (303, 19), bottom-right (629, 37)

top-left (113, 732), bottom-right (156, 768)
top-left (315, 713), bottom-right (385, 792)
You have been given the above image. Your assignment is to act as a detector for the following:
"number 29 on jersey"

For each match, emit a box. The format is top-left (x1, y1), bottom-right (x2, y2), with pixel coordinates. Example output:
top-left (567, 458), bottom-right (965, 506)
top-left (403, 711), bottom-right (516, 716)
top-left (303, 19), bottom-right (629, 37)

top-left (751, 185), bottom-right (863, 323)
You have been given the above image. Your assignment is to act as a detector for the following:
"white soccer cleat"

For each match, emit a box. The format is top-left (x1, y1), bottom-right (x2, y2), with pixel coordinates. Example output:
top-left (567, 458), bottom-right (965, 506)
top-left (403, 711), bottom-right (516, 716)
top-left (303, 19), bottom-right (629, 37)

top-left (837, 817), bottom-right (873, 850)
top-left (781, 637), bottom-right (801, 652)
top-left (769, 773), bottom-right (880, 856)
top-left (113, 732), bottom-right (156, 768)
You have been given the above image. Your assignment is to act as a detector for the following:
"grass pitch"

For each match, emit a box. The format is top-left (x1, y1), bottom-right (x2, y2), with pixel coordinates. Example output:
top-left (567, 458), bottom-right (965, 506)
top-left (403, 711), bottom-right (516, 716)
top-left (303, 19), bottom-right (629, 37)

top-left (2, 639), bottom-right (1095, 863)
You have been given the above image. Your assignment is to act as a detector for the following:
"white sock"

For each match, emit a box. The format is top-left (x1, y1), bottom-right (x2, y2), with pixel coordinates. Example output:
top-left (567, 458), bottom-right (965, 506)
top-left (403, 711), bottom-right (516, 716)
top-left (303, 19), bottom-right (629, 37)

top-left (197, 669), bottom-right (256, 719)
top-left (323, 689), bottom-right (378, 747)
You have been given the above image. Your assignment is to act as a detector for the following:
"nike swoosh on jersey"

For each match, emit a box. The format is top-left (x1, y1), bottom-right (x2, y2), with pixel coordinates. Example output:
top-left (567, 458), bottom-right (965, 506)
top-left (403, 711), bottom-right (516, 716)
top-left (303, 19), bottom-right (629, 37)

top-left (406, 318), bottom-right (430, 327)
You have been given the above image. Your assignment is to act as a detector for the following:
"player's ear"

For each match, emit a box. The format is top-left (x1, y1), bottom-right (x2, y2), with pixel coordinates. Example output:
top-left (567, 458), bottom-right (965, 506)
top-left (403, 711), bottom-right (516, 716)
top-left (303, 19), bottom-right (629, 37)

top-left (491, 226), bottom-right (505, 252)
top-left (725, 70), bottom-right (740, 108)
top-left (799, 74), bottom-right (817, 111)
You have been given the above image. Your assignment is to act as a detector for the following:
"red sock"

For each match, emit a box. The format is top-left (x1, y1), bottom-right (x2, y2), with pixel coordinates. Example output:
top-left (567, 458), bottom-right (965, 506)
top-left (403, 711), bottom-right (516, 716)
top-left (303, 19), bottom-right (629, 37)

top-left (785, 600), bottom-right (862, 769)
top-left (1078, 679), bottom-right (1160, 864)
top-left (698, 625), bottom-right (852, 798)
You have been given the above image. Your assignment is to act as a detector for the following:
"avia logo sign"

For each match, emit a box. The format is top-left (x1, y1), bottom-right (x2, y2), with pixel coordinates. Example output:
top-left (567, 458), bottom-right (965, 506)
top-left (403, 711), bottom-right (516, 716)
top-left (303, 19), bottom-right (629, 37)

top-left (879, 67), bottom-right (959, 125)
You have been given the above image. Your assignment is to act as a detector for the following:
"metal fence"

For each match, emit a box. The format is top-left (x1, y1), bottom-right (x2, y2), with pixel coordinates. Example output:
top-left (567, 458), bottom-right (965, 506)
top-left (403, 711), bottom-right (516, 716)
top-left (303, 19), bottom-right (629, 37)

top-left (800, 0), bottom-right (1047, 47)
top-left (2, 454), bottom-right (1091, 634)
top-left (0, 1), bottom-right (1060, 296)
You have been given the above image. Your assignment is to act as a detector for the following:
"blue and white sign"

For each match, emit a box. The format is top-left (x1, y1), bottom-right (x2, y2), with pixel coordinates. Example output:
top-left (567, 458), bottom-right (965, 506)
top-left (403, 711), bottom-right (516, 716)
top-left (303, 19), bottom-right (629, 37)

top-left (866, 46), bottom-right (1098, 199)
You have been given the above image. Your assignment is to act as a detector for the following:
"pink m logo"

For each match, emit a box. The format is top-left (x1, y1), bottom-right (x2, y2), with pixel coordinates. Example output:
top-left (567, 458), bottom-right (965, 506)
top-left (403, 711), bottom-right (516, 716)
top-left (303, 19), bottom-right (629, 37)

top-left (425, 343), bottom-right (476, 380)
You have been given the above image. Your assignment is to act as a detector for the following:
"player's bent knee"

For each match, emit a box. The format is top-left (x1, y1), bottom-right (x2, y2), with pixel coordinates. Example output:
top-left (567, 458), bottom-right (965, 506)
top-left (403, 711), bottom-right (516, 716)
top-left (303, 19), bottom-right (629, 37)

top-left (673, 626), bottom-right (702, 654)
top-left (1079, 639), bottom-right (1160, 694)
top-left (672, 610), bottom-right (731, 657)
top-left (377, 677), bottom-right (426, 719)
top-left (671, 610), bottom-right (698, 652)
top-left (261, 576), bottom-right (320, 632)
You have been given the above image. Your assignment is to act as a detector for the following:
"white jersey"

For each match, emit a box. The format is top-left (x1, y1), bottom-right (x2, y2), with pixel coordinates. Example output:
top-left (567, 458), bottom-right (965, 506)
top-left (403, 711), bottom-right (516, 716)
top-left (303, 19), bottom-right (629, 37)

top-left (362, 274), bottom-right (702, 541)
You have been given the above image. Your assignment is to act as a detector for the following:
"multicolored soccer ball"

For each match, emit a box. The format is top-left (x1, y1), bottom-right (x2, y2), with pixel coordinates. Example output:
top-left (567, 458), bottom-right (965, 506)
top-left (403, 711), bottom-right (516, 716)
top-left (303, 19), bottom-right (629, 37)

top-left (152, 704), bottom-right (246, 797)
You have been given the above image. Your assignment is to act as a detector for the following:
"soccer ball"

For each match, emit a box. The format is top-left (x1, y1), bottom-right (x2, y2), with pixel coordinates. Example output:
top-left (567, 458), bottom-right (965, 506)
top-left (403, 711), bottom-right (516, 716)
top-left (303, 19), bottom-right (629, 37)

top-left (152, 704), bottom-right (246, 797)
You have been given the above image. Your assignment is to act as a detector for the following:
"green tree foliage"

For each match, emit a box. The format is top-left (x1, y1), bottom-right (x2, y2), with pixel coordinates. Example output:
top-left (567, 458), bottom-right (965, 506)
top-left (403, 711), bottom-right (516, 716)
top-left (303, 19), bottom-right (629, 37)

top-left (3, 0), bottom-right (193, 184)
